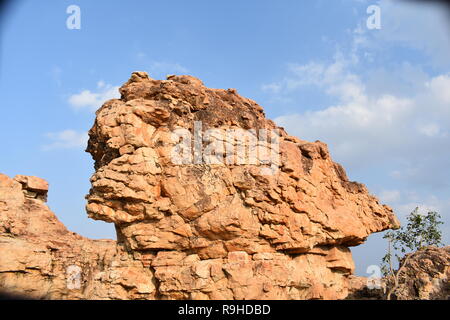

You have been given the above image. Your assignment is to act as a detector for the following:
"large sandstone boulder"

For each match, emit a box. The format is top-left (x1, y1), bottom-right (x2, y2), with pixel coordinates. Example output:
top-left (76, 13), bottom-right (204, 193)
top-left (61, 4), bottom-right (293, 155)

top-left (84, 72), bottom-right (398, 299)
top-left (0, 72), bottom-right (399, 299)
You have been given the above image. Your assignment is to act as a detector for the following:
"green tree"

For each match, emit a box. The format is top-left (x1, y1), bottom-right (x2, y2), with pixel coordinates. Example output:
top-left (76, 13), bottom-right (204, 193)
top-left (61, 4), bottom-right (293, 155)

top-left (381, 207), bottom-right (443, 300)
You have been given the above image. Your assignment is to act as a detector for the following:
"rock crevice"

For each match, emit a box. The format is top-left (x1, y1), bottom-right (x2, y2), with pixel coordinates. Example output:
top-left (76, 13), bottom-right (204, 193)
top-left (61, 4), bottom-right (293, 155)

top-left (0, 72), bottom-right (399, 299)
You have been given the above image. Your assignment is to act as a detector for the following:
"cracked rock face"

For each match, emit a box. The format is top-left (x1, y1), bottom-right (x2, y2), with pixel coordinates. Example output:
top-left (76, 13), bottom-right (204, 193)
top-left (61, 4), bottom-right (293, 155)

top-left (83, 72), bottom-right (399, 299)
top-left (390, 246), bottom-right (450, 300)
top-left (0, 72), bottom-right (399, 300)
top-left (0, 174), bottom-right (155, 299)
top-left (347, 246), bottom-right (450, 300)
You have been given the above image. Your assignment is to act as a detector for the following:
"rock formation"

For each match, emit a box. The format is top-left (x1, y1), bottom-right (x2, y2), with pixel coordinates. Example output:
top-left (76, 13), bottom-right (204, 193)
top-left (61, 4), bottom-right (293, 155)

top-left (0, 72), bottom-right (400, 299)
top-left (388, 246), bottom-right (449, 300)
top-left (347, 246), bottom-right (450, 300)
top-left (0, 174), bottom-right (155, 299)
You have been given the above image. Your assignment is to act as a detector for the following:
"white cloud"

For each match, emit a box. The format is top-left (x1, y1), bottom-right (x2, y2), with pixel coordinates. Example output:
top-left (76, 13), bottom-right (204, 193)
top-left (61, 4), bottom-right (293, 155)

top-left (291, 0), bottom-right (450, 271)
top-left (340, 1), bottom-right (450, 70)
top-left (426, 74), bottom-right (450, 103)
top-left (418, 123), bottom-right (441, 137)
top-left (97, 80), bottom-right (106, 88)
top-left (387, 191), bottom-right (448, 220)
top-left (266, 11), bottom-right (450, 250)
top-left (261, 83), bottom-right (282, 94)
top-left (68, 82), bottom-right (120, 111)
top-left (42, 130), bottom-right (88, 151)
top-left (263, 55), bottom-right (350, 93)
top-left (373, 188), bottom-right (448, 243)
top-left (365, 0), bottom-right (450, 67)
top-left (272, 53), bottom-right (450, 179)
top-left (378, 189), bottom-right (401, 203)
top-left (148, 61), bottom-right (189, 76)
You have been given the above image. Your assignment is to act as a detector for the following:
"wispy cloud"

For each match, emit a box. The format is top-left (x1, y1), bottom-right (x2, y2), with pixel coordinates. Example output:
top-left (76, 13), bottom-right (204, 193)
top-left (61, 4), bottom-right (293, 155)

top-left (378, 189), bottom-right (401, 204)
top-left (261, 83), bottom-right (282, 94)
top-left (149, 61), bottom-right (189, 75)
top-left (273, 56), bottom-right (450, 183)
top-left (68, 82), bottom-right (120, 112)
top-left (42, 130), bottom-right (88, 151)
top-left (356, 0), bottom-right (450, 68)
top-left (136, 52), bottom-right (189, 77)
top-left (378, 189), bottom-right (449, 221)
top-left (263, 1), bottom-right (450, 247)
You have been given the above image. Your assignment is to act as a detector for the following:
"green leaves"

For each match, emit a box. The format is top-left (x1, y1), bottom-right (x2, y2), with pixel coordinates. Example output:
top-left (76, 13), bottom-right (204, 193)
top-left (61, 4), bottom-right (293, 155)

top-left (381, 207), bottom-right (443, 277)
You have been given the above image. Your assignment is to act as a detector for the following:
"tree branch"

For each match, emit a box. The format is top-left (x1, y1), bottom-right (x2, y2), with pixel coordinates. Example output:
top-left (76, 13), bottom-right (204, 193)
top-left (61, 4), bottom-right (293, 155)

top-left (386, 250), bottom-right (420, 300)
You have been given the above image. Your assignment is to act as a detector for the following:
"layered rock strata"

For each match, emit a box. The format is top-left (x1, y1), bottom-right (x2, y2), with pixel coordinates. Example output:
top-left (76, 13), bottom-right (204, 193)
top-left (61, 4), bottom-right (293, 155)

top-left (0, 72), bottom-right (399, 299)
top-left (0, 174), bottom-right (155, 299)
top-left (84, 72), bottom-right (399, 299)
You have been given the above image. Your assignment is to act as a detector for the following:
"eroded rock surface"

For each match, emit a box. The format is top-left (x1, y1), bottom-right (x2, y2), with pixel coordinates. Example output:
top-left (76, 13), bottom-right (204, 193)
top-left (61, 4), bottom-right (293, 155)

top-left (0, 72), bottom-right (399, 299)
top-left (0, 174), bottom-right (155, 299)
top-left (84, 72), bottom-right (398, 299)
top-left (390, 246), bottom-right (450, 300)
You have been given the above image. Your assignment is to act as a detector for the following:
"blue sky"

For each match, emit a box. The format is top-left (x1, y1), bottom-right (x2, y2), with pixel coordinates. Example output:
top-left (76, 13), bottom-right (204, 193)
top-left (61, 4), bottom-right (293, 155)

top-left (1, 0), bottom-right (449, 276)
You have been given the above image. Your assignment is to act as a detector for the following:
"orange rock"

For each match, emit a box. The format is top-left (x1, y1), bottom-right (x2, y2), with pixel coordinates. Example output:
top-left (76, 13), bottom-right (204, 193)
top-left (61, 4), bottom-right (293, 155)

top-left (0, 72), bottom-right (400, 300)
top-left (0, 174), bottom-right (155, 299)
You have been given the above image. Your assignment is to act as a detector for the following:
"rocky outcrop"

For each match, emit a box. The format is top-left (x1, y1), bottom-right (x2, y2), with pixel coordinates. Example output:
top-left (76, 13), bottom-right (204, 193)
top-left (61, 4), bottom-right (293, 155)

top-left (346, 246), bottom-right (450, 300)
top-left (0, 72), bottom-right (399, 299)
top-left (389, 246), bottom-right (450, 300)
top-left (0, 174), bottom-right (155, 299)
top-left (84, 72), bottom-right (399, 299)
